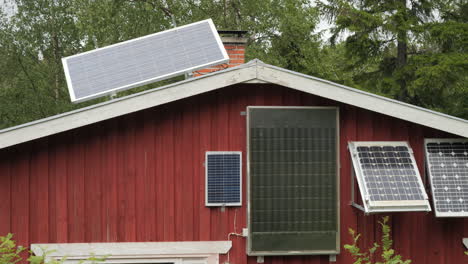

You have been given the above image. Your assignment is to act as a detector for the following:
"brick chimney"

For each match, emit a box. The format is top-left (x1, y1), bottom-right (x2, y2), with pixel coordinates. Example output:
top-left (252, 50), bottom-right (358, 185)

top-left (193, 30), bottom-right (248, 76)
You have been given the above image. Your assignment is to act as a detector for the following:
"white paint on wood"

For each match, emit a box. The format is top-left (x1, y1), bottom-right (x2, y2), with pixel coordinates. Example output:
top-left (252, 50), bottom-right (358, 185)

top-left (31, 241), bottom-right (231, 256)
top-left (31, 241), bottom-right (231, 264)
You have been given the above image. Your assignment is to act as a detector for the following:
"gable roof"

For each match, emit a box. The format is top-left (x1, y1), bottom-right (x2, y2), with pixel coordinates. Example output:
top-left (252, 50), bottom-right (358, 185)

top-left (1, 59), bottom-right (467, 149)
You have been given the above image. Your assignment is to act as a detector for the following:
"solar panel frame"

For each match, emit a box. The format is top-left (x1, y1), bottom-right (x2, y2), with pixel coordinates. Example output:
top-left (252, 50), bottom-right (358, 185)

top-left (349, 141), bottom-right (431, 213)
top-left (62, 19), bottom-right (229, 103)
top-left (205, 151), bottom-right (242, 207)
top-left (425, 138), bottom-right (468, 217)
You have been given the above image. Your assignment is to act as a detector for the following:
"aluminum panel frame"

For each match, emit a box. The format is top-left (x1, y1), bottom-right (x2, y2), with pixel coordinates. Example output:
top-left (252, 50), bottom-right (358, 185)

top-left (425, 138), bottom-right (468, 217)
top-left (205, 151), bottom-right (242, 207)
top-left (63, 19), bottom-right (229, 103)
top-left (348, 141), bottom-right (431, 213)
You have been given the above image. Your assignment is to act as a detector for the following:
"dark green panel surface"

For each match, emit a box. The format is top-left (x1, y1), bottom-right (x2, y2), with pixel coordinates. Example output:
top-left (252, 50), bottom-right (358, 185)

top-left (248, 107), bottom-right (338, 255)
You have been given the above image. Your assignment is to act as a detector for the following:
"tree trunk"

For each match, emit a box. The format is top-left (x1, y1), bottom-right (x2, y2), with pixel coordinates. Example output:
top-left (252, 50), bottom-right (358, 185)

top-left (396, 36), bottom-right (408, 101)
top-left (396, 0), bottom-right (408, 101)
top-left (53, 32), bottom-right (60, 101)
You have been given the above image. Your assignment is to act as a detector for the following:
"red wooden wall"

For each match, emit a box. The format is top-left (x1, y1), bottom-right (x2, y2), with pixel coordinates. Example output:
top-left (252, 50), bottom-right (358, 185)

top-left (0, 84), bottom-right (466, 264)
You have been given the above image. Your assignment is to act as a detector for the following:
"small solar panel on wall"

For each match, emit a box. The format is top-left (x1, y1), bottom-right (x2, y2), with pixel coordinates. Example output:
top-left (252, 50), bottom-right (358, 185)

top-left (205, 152), bottom-right (242, 206)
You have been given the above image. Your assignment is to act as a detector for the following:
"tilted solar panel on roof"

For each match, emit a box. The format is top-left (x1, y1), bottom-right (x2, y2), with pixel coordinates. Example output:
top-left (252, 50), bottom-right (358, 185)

top-left (349, 142), bottom-right (431, 213)
top-left (425, 139), bottom-right (468, 217)
top-left (62, 19), bottom-right (228, 103)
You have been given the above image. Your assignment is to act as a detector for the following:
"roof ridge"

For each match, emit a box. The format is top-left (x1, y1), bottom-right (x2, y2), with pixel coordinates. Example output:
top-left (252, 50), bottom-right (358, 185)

top-left (0, 60), bottom-right (466, 149)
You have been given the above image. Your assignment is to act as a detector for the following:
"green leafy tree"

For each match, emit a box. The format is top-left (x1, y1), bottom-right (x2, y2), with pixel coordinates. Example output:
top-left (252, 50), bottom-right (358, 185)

top-left (344, 216), bottom-right (411, 264)
top-left (0, 233), bottom-right (25, 264)
top-left (0, 0), bottom-right (322, 129)
top-left (0, 0), bottom-right (184, 129)
top-left (1, 0), bottom-right (465, 128)
top-left (0, 0), bottom-right (89, 128)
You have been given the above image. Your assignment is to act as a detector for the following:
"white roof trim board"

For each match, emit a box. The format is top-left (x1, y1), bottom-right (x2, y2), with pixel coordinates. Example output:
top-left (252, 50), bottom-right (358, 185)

top-left (0, 59), bottom-right (467, 149)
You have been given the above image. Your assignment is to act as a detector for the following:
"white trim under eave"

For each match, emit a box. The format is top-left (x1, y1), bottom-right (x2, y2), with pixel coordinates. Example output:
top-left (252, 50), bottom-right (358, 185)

top-left (31, 241), bottom-right (231, 264)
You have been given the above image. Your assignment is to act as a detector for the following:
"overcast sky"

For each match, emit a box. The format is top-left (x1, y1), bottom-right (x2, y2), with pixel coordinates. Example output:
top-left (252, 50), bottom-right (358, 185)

top-left (0, 0), bottom-right (15, 16)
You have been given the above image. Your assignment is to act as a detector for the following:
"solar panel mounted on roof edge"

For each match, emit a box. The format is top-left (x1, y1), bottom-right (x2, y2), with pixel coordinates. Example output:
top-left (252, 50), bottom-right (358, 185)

top-left (62, 19), bottom-right (229, 103)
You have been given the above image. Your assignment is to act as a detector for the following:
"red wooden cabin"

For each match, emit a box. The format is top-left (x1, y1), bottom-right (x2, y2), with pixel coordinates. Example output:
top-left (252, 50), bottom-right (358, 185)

top-left (0, 36), bottom-right (467, 264)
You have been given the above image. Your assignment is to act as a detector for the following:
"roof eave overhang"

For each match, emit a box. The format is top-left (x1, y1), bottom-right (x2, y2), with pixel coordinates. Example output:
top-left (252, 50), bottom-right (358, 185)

top-left (0, 60), bottom-right (467, 149)
top-left (0, 65), bottom-right (257, 149)
top-left (254, 64), bottom-right (468, 138)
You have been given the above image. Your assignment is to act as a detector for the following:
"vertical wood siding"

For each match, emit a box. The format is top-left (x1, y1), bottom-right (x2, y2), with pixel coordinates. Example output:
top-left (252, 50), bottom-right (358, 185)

top-left (0, 84), bottom-right (466, 264)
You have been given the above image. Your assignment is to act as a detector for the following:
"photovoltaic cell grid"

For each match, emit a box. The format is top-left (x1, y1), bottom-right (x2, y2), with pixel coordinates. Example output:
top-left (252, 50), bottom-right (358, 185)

top-left (63, 19), bottom-right (228, 103)
top-left (425, 139), bottom-right (468, 217)
top-left (349, 142), bottom-right (430, 213)
top-left (205, 152), bottom-right (241, 206)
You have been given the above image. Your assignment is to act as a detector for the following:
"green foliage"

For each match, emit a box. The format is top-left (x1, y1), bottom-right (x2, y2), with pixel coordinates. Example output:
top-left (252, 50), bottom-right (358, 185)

top-left (318, 0), bottom-right (468, 119)
top-left (344, 216), bottom-right (412, 264)
top-left (0, 0), bottom-right (466, 129)
top-left (0, 233), bottom-right (106, 264)
top-left (0, 0), bottom-right (321, 129)
top-left (0, 233), bottom-right (25, 264)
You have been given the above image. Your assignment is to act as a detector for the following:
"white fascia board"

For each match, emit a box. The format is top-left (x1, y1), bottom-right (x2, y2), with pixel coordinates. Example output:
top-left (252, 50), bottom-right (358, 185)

top-left (0, 66), bottom-right (256, 149)
top-left (31, 241), bottom-right (232, 258)
top-left (255, 64), bottom-right (468, 138)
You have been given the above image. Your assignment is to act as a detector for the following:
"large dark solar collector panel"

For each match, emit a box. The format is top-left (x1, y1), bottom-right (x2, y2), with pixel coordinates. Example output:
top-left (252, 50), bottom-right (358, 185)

top-left (349, 142), bottom-right (431, 213)
top-left (425, 139), bottom-right (468, 217)
top-left (247, 107), bottom-right (339, 255)
top-left (205, 152), bottom-right (242, 206)
top-left (63, 19), bottom-right (228, 103)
